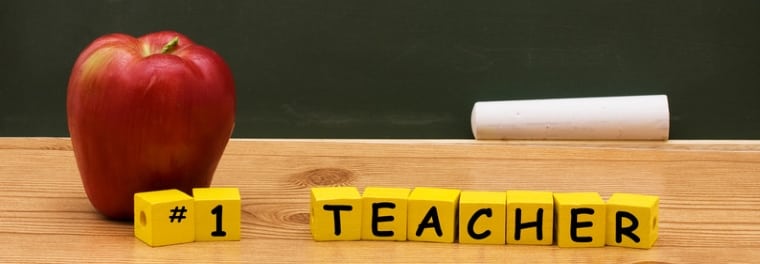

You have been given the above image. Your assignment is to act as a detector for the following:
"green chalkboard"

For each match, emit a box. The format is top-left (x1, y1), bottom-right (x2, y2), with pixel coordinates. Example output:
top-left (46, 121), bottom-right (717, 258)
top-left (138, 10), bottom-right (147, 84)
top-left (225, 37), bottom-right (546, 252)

top-left (2, 1), bottom-right (759, 139)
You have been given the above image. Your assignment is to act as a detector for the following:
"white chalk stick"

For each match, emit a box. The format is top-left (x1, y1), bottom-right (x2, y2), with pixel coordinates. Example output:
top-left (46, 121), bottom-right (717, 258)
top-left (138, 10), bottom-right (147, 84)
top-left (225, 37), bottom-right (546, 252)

top-left (471, 95), bottom-right (670, 140)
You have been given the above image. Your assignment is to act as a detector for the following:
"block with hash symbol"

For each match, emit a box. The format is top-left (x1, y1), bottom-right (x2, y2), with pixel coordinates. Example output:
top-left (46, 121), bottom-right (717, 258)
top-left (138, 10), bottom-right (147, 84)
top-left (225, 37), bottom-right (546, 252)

top-left (134, 189), bottom-right (195, 246)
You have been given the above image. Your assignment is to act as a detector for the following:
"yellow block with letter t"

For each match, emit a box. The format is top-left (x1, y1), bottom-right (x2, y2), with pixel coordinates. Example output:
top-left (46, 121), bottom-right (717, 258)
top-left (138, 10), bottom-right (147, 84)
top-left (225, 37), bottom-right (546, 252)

top-left (310, 187), bottom-right (362, 241)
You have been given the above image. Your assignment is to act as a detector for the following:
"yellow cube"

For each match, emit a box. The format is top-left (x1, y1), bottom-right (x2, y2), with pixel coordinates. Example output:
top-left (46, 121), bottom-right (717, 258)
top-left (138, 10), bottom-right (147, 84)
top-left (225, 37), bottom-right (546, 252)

top-left (553, 192), bottom-right (606, 248)
top-left (192, 187), bottom-right (241, 242)
top-left (506, 190), bottom-right (554, 245)
top-left (407, 187), bottom-right (461, 243)
top-left (310, 187), bottom-right (362, 241)
top-left (606, 193), bottom-right (659, 249)
top-left (361, 187), bottom-right (411, 241)
top-left (458, 191), bottom-right (506, 245)
top-left (134, 189), bottom-right (195, 247)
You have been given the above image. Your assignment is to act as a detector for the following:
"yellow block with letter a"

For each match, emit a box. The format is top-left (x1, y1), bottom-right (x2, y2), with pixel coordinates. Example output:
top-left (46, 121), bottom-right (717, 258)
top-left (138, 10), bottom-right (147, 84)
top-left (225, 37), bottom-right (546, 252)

top-left (407, 187), bottom-right (461, 243)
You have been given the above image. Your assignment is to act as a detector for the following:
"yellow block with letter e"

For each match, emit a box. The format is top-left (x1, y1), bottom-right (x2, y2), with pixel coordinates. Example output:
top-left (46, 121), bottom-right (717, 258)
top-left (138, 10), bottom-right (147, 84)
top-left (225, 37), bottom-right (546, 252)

top-left (554, 192), bottom-right (606, 248)
top-left (361, 187), bottom-right (411, 241)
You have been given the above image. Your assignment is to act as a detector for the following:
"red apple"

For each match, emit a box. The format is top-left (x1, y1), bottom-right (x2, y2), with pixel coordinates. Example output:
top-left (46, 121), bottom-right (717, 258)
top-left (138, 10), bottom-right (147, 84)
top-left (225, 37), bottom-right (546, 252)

top-left (67, 31), bottom-right (236, 219)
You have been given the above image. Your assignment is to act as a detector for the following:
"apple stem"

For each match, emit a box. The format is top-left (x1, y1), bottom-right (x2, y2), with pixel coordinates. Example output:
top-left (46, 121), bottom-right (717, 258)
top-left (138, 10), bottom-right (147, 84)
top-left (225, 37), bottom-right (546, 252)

top-left (161, 36), bottom-right (180, 54)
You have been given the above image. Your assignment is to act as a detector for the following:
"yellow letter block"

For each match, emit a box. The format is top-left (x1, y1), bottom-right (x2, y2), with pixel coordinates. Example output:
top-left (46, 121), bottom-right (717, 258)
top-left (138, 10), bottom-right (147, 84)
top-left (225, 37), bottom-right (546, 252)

top-left (606, 193), bottom-right (659, 249)
top-left (506, 190), bottom-right (554, 245)
top-left (407, 187), bottom-right (461, 243)
top-left (458, 191), bottom-right (506, 245)
top-left (310, 187), bottom-right (362, 241)
top-left (553, 192), bottom-right (606, 248)
top-left (193, 187), bottom-right (241, 242)
top-left (134, 189), bottom-right (195, 247)
top-left (361, 187), bottom-right (411, 241)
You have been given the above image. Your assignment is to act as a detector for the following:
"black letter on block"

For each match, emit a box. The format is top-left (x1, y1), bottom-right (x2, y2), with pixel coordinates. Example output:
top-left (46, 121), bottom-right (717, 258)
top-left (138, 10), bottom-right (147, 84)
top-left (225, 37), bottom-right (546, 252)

top-left (372, 202), bottom-right (396, 237)
top-left (467, 208), bottom-right (493, 240)
top-left (323, 205), bottom-right (353, 236)
top-left (616, 211), bottom-right (640, 243)
top-left (570, 208), bottom-right (594, 243)
top-left (514, 208), bottom-right (544, 241)
top-left (416, 206), bottom-right (443, 237)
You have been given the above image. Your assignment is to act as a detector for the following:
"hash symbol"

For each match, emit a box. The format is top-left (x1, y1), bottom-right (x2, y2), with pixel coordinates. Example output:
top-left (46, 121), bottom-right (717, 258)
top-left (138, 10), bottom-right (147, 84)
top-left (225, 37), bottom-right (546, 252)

top-left (169, 206), bottom-right (187, 223)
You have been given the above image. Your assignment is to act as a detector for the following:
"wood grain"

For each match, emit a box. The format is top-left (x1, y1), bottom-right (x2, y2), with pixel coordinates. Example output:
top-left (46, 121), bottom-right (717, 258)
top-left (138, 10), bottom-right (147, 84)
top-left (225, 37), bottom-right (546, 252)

top-left (2, 138), bottom-right (760, 263)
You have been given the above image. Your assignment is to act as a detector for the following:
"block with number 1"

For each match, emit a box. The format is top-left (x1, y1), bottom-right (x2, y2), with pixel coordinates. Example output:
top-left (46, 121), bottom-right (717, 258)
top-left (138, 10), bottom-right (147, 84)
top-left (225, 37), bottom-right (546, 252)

top-left (134, 189), bottom-right (195, 247)
top-left (193, 187), bottom-right (241, 241)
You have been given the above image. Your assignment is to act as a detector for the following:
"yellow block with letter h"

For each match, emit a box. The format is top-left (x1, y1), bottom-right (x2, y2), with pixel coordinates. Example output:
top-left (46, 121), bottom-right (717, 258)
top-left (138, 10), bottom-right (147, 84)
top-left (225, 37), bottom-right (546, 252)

top-left (506, 190), bottom-right (554, 245)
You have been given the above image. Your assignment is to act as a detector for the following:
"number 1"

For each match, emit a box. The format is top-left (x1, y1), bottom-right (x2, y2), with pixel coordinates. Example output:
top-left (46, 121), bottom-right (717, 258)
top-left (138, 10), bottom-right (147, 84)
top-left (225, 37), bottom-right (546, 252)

top-left (211, 205), bottom-right (227, 237)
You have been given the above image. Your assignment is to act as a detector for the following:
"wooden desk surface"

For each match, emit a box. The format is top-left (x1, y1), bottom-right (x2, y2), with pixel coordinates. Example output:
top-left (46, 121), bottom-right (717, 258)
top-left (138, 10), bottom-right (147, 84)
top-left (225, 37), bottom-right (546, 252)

top-left (2, 138), bottom-right (760, 263)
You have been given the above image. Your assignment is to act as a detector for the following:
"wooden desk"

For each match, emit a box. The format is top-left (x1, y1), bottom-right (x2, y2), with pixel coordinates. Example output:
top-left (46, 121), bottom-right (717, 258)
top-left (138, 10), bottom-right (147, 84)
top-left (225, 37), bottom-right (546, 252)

top-left (2, 138), bottom-right (760, 263)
